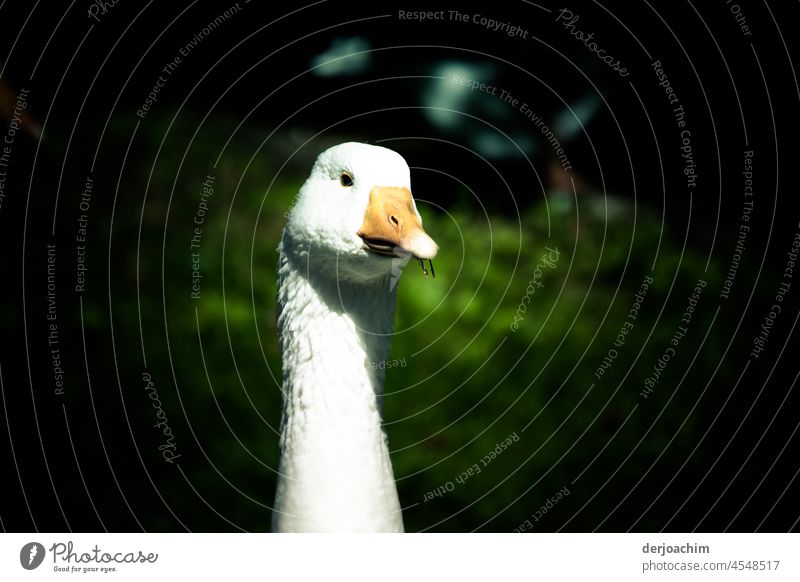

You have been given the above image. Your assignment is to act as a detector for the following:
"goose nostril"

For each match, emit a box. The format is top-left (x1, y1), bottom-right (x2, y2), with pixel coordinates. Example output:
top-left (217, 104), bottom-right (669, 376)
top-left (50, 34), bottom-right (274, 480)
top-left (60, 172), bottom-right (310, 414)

top-left (389, 215), bottom-right (399, 229)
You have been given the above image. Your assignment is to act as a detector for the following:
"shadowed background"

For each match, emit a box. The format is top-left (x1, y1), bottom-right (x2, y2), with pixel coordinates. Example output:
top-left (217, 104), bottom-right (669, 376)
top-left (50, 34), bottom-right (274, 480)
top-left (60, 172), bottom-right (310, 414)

top-left (1, 0), bottom-right (798, 532)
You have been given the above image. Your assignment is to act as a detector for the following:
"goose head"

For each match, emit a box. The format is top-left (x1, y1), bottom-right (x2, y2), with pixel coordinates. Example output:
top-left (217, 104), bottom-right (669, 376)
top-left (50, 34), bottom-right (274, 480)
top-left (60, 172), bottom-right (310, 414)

top-left (284, 142), bottom-right (438, 283)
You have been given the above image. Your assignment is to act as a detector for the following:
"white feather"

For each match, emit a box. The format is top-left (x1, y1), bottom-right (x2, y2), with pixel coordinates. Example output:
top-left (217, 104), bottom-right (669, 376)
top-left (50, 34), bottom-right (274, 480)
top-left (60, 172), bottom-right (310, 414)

top-left (272, 143), bottom-right (419, 532)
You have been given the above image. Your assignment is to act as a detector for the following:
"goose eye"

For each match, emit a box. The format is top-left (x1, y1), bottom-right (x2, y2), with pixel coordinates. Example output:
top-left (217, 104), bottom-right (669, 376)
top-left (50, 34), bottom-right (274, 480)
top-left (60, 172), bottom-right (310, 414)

top-left (340, 172), bottom-right (354, 187)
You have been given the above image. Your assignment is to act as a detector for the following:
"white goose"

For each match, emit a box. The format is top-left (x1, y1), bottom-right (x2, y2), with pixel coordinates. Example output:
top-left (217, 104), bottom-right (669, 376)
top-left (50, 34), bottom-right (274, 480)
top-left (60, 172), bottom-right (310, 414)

top-left (272, 142), bottom-right (438, 532)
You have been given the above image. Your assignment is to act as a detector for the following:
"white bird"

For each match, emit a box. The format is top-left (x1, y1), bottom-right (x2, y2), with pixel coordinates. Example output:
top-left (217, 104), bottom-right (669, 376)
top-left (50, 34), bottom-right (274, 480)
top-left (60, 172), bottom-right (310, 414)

top-left (272, 142), bottom-right (438, 532)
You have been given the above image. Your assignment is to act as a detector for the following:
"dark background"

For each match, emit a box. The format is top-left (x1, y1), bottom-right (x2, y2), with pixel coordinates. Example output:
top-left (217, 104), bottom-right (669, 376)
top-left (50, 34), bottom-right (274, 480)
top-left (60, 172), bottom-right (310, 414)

top-left (1, 0), bottom-right (798, 532)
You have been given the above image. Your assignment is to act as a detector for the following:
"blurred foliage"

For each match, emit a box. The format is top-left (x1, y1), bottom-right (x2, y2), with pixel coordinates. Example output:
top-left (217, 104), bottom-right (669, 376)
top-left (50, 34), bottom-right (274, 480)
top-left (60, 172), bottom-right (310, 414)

top-left (95, 114), bottom-right (723, 532)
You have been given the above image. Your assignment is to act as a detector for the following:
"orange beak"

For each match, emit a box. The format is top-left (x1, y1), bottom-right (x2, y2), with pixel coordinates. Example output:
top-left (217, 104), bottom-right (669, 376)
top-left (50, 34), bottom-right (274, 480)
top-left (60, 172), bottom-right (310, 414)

top-left (357, 187), bottom-right (438, 260)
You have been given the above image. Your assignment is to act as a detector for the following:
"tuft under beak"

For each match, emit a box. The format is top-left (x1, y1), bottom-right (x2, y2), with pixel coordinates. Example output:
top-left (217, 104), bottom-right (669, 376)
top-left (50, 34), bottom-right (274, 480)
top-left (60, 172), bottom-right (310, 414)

top-left (357, 186), bottom-right (438, 260)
